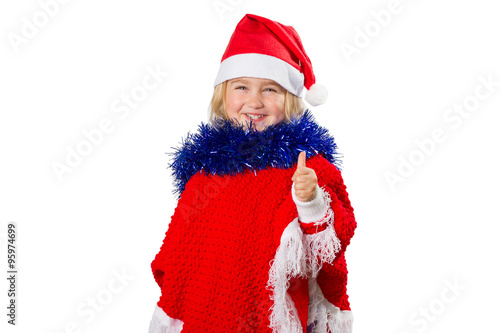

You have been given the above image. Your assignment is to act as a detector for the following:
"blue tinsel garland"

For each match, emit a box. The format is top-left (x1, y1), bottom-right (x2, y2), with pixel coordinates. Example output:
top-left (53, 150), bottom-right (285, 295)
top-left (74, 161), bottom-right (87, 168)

top-left (166, 109), bottom-right (343, 199)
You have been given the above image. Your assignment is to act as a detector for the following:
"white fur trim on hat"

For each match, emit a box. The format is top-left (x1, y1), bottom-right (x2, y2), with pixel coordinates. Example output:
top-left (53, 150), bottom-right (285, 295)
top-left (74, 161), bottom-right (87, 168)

top-left (214, 53), bottom-right (305, 97)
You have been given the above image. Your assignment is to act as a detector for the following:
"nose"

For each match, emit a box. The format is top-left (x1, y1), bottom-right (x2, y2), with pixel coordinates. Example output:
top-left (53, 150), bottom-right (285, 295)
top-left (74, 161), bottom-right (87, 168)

top-left (246, 91), bottom-right (264, 109)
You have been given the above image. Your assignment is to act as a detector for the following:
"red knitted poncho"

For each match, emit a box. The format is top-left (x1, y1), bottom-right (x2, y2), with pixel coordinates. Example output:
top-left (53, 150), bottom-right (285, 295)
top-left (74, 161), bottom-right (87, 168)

top-left (149, 110), bottom-right (357, 333)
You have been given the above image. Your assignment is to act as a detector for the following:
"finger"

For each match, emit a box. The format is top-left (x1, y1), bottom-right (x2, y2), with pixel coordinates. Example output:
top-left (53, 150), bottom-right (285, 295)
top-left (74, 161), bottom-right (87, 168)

top-left (294, 181), bottom-right (308, 190)
top-left (297, 151), bottom-right (306, 168)
top-left (292, 169), bottom-right (310, 184)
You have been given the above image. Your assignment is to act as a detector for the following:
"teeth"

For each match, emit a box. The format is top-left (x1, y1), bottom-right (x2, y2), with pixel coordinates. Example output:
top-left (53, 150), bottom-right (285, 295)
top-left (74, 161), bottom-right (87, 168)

top-left (246, 114), bottom-right (265, 119)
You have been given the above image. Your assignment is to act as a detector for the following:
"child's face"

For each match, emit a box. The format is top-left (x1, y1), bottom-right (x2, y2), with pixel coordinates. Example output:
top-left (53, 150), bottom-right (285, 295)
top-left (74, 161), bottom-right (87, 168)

top-left (225, 77), bottom-right (286, 131)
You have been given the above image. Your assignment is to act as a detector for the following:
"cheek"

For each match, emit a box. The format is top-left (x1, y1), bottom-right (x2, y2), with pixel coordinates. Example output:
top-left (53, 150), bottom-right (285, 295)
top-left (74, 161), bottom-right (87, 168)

top-left (225, 92), bottom-right (242, 116)
top-left (269, 96), bottom-right (286, 118)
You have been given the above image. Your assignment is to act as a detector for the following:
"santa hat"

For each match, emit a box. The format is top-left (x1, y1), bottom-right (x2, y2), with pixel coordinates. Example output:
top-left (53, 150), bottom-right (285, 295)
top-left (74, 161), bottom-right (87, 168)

top-left (214, 13), bottom-right (328, 106)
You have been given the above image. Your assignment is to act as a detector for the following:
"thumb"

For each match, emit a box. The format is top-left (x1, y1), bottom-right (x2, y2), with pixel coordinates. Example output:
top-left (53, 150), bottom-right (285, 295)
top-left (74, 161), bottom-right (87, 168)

top-left (297, 151), bottom-right (306, 168)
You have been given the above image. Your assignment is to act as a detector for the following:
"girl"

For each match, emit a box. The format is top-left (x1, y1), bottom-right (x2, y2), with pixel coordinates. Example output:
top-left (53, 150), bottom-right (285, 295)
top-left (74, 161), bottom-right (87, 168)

top-left (149, 13), bottom-right (357, 333)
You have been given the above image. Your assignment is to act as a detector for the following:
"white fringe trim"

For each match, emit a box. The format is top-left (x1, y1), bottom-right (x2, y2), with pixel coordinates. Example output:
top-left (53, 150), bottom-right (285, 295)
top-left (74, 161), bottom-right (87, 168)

top-left (266, 188), bottom-right (342, 332)
top-left (303, 224), bottom-right (341, 279)
top-left (148, 304), bottom-right (184, 333)
top-left (308, 278), bottom-right (353, 333)
top-left (303, 186), bottom-right (341, 278)
top-left (267, 218), bottom-right (306, 333)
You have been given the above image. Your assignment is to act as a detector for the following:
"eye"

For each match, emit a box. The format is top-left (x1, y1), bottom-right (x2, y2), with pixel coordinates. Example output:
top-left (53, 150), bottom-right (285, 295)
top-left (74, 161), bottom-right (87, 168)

top-left (264, 88), bottom-right (277, 92)
top-left (235, 86), bottom-right (247, 90)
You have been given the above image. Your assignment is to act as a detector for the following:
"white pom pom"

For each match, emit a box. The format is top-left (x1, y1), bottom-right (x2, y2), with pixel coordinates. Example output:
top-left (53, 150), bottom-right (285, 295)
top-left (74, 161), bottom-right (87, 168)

top-left (304, 84), bottom-right (328, 106)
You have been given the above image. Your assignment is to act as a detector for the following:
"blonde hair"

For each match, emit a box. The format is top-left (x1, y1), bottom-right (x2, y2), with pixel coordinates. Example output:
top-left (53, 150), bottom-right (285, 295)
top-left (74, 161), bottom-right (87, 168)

top-left (208, 80), bottom-right (306, 126)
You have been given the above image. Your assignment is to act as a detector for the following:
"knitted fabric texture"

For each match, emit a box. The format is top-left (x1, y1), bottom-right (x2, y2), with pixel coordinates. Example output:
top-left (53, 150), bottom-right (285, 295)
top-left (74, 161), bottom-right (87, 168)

top-left (150, 110), bottom-right (357, 332)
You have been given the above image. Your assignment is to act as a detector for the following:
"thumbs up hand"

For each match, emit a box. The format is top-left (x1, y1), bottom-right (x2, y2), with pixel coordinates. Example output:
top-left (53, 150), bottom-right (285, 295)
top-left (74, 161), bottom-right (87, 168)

top-left (292, 151), bottom-right (318, 202)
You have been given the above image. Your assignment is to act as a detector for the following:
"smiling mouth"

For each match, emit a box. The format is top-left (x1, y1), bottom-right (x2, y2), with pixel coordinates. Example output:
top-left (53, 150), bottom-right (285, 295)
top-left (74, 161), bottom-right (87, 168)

top-left (244, 113), bottom-right (267, 121)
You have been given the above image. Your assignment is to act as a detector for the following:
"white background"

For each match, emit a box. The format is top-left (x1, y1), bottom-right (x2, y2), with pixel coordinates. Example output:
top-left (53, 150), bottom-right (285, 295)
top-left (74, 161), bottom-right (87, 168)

top-left (1, 0), bottom-right (499, 332)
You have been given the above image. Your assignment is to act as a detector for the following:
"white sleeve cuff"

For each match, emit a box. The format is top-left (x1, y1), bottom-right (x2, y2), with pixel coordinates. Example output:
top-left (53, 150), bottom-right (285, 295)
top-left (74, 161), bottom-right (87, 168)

top-left (291, 182), bottom-right (329, 223)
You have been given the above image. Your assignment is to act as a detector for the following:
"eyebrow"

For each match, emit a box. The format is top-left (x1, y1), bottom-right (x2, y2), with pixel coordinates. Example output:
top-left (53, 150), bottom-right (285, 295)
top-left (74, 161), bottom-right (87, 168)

top-left (228, 79), bottom-right (280, 86)
top-left (228, 79), bottom-right (248, 85)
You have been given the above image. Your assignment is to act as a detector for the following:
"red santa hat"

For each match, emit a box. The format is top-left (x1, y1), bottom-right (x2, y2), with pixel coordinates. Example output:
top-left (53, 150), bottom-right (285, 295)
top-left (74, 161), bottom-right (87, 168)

top-left (214, 13), bottom-right (328, 106)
